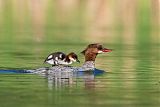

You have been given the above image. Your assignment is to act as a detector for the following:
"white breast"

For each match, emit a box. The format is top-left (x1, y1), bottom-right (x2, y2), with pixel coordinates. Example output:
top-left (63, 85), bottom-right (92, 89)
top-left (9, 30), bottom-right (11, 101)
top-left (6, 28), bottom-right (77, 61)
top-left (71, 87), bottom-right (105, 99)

top-left (58, 60), bottom-right (72, 65)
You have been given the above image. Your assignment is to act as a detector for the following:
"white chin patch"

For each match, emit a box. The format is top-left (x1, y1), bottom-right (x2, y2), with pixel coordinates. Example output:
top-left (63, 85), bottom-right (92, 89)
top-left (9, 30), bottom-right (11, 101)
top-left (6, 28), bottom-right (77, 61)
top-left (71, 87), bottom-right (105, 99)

top-left (70, 58), bottom-right (76, 62)
top-left (98, 50), bottom-right (104, 53)
top-left (58, 61), bottom-right (72, 65)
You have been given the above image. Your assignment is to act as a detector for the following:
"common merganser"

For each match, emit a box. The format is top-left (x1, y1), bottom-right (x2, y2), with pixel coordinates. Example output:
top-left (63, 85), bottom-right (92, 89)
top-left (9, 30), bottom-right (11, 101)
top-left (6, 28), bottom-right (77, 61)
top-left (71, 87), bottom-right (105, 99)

top-left (44, 52), bottom-right (80, 66)
top-left (31, 43), bottom-right (112, 75)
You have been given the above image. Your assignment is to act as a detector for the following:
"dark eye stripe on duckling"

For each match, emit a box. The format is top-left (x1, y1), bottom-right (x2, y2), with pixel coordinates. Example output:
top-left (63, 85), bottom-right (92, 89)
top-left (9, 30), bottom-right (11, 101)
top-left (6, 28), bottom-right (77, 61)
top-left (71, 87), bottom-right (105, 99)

top-left (72, 54), bottom-right (78, 59)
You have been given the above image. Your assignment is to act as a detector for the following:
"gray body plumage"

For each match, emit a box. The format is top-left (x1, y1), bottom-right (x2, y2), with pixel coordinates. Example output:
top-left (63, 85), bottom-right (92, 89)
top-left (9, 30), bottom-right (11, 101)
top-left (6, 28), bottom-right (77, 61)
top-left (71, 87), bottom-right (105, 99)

top-left (27, 61), bottom-right (95, 76)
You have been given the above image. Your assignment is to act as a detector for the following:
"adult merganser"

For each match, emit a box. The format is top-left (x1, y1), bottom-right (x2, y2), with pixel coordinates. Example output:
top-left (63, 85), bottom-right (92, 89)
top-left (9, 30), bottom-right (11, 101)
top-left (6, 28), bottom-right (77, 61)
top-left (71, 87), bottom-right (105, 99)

top-left (44, 52), bottom-right (80, 66)
top-left (31, 43), bottom-right (112, 75)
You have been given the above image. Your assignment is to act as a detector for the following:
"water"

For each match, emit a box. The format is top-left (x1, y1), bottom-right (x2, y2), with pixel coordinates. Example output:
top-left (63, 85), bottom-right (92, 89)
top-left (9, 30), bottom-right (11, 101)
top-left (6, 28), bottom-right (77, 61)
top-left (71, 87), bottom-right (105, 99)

top-left (0, 43), bottom-right (159, 107)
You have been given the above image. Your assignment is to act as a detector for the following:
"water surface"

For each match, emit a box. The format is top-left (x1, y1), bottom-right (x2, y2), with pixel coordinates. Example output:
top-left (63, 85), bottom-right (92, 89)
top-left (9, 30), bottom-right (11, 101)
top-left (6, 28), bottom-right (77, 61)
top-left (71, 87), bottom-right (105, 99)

top-left (0, 43), bottom-right (159, 107)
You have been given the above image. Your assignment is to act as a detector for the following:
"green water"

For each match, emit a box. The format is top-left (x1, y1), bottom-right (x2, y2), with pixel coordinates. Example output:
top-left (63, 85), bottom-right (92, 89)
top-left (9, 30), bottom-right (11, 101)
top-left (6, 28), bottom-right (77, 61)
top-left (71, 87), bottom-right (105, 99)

top-left (0, 43), bottom-right (159, 107)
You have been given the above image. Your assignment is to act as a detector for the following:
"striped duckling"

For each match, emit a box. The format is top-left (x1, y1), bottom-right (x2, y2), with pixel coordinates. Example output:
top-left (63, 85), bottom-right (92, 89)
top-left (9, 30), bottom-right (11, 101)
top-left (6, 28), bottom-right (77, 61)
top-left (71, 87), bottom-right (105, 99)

top-left (44, 52), bottom-right (80, 66)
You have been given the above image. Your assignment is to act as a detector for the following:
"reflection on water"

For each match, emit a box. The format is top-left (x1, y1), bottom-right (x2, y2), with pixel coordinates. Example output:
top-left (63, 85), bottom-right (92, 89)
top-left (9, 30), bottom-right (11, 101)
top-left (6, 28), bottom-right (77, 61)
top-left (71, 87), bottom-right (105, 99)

top-left (46, 69), bottom-right (104, 90)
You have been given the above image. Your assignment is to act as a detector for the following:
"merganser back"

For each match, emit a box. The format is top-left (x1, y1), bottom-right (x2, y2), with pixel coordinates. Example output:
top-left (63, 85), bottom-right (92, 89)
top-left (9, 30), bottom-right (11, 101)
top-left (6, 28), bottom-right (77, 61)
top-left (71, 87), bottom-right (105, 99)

top-left (31, 43), bottom-right (112, 75)
top-left (44, 52), bottom-right (80, 66)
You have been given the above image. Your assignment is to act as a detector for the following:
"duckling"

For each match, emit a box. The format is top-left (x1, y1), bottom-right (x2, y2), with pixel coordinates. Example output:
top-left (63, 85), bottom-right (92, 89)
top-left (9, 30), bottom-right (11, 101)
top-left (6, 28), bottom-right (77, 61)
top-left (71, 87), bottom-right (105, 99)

top-left (44, 52), bottom-right (80, 66)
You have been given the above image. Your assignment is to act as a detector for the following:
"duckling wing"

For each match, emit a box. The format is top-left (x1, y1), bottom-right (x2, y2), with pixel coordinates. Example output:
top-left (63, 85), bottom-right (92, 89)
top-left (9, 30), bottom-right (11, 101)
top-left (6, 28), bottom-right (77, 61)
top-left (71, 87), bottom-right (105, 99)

top-left (55, 52), bottom-right (66, 60)
top-left (44, 52), bottom-right (66, 65)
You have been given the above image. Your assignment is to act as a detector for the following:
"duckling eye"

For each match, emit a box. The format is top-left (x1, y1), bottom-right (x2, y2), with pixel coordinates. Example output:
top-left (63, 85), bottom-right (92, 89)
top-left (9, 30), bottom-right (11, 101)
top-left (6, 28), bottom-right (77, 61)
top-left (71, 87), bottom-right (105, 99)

top-left (76, 56), bottom-right (78, 59)
top-left (73, 55), bottom-right (77, 59)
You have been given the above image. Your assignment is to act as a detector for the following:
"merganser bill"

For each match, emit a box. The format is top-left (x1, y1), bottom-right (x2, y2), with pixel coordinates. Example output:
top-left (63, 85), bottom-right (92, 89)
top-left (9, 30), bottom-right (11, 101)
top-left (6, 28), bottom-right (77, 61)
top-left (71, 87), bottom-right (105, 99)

top-left (31, 43), bottom-right (112, 75)
top-left (44, 52), bottom-right (80, 66)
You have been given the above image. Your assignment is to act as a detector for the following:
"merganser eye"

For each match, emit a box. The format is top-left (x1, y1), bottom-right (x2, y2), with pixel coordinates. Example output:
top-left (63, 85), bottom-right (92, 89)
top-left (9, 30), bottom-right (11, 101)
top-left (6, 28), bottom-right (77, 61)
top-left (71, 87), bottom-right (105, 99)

top-left (74, 55), bottom-right (78, 59)
top-left (98, 46), bottom-right (103, 50)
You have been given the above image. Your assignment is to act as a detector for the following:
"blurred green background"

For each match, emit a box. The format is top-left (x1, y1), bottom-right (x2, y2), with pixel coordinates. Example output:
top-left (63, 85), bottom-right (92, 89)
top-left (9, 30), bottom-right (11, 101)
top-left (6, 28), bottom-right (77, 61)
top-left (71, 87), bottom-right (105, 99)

top-left (0, 0), bottom-right (159, 44)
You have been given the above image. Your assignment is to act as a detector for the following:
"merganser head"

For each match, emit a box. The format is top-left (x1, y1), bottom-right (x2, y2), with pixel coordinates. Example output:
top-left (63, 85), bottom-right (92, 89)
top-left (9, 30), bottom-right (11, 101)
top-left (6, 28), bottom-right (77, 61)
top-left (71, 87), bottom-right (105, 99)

top-left (67, 52), bottom-right (80, 63)
top-left (81, 43), bottom-right (112, 61)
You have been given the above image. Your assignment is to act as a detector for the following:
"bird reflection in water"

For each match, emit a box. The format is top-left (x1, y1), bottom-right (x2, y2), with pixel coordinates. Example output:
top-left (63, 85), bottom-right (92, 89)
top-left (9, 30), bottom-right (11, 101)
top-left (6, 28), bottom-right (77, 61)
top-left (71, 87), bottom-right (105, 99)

top-left (46, 68), bottom-right (105, 90)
